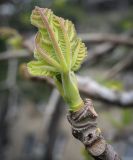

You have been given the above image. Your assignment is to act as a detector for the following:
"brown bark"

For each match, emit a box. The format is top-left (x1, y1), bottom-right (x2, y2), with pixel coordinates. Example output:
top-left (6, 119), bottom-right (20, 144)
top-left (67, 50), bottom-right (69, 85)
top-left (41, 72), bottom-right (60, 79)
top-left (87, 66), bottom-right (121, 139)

top-left (67, 99), bottom-right (121, 160)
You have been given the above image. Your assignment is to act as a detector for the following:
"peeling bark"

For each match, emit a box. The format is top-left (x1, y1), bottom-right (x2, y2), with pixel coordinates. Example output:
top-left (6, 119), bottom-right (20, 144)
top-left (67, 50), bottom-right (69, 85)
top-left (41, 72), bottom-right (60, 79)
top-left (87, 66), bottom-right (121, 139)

top-left (67, 99), bottom-right (121, 160)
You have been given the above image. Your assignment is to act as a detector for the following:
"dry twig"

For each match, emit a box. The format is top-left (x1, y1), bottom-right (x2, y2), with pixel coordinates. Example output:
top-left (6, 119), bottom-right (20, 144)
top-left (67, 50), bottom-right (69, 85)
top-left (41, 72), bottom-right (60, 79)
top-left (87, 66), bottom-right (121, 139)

top-left (0, 49), bottom-right (31, 61)
top-left (84, 42), bottom-right (115, 64)
top-left (79, 33), bottom-right (133, 46)
top-left (105, 53), bottom-right (133, 79)
top-left (21, 64), bottom-right (133, 107)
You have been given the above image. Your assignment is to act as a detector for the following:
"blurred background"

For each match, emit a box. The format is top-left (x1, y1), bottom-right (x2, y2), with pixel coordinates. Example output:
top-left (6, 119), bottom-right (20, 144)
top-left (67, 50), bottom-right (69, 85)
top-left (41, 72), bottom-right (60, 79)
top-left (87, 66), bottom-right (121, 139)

top-left (0, 0), bottom-right (133, 160)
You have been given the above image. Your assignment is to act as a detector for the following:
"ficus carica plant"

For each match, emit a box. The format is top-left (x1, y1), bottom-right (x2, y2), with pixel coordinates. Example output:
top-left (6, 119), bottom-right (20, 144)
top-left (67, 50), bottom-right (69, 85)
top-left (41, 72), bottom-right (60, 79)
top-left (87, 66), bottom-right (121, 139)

top-left (27, 6), bottom-right (87, 112)
top-left (27, 7), bottom-right (121, 160)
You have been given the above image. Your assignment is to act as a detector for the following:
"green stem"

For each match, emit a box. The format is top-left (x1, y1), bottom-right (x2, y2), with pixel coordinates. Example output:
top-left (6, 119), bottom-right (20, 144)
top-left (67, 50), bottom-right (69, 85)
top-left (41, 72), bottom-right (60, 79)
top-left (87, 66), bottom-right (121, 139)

top-left (54, 75), bottom-right (65, 98)
top-left (61, 71), bottom-right (83, 111)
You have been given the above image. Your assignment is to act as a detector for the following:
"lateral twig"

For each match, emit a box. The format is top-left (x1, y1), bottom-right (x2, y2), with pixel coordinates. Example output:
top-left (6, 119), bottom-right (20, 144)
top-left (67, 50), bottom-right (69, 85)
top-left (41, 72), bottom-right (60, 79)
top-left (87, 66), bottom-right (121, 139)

top-left (79, 33), bottom-right (133, 46)
top-left (0, 49), bottom-right (31, 61)
top-left (105, 53), bottom-right (133, 79)
top-left (20, 64), bottom-right (133, 107)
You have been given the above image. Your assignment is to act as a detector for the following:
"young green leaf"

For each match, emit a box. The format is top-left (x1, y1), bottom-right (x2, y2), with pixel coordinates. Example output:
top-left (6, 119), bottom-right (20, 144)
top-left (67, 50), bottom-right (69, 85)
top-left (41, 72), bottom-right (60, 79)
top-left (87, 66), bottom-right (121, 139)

top-left (28, 6), bottom-right (87, 75)
top-left (27, 6), bottom-right (87, 111)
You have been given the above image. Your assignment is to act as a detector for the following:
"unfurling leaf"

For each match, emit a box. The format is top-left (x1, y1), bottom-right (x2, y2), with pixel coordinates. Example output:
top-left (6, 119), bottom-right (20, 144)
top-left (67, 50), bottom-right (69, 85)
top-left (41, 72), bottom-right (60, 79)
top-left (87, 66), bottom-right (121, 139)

top-left (27, 6), bottom-right (87, 111)
top-left (28, 6), bottom-right (87, 77)
top-left (28, 60), bottom-right (57, 77)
